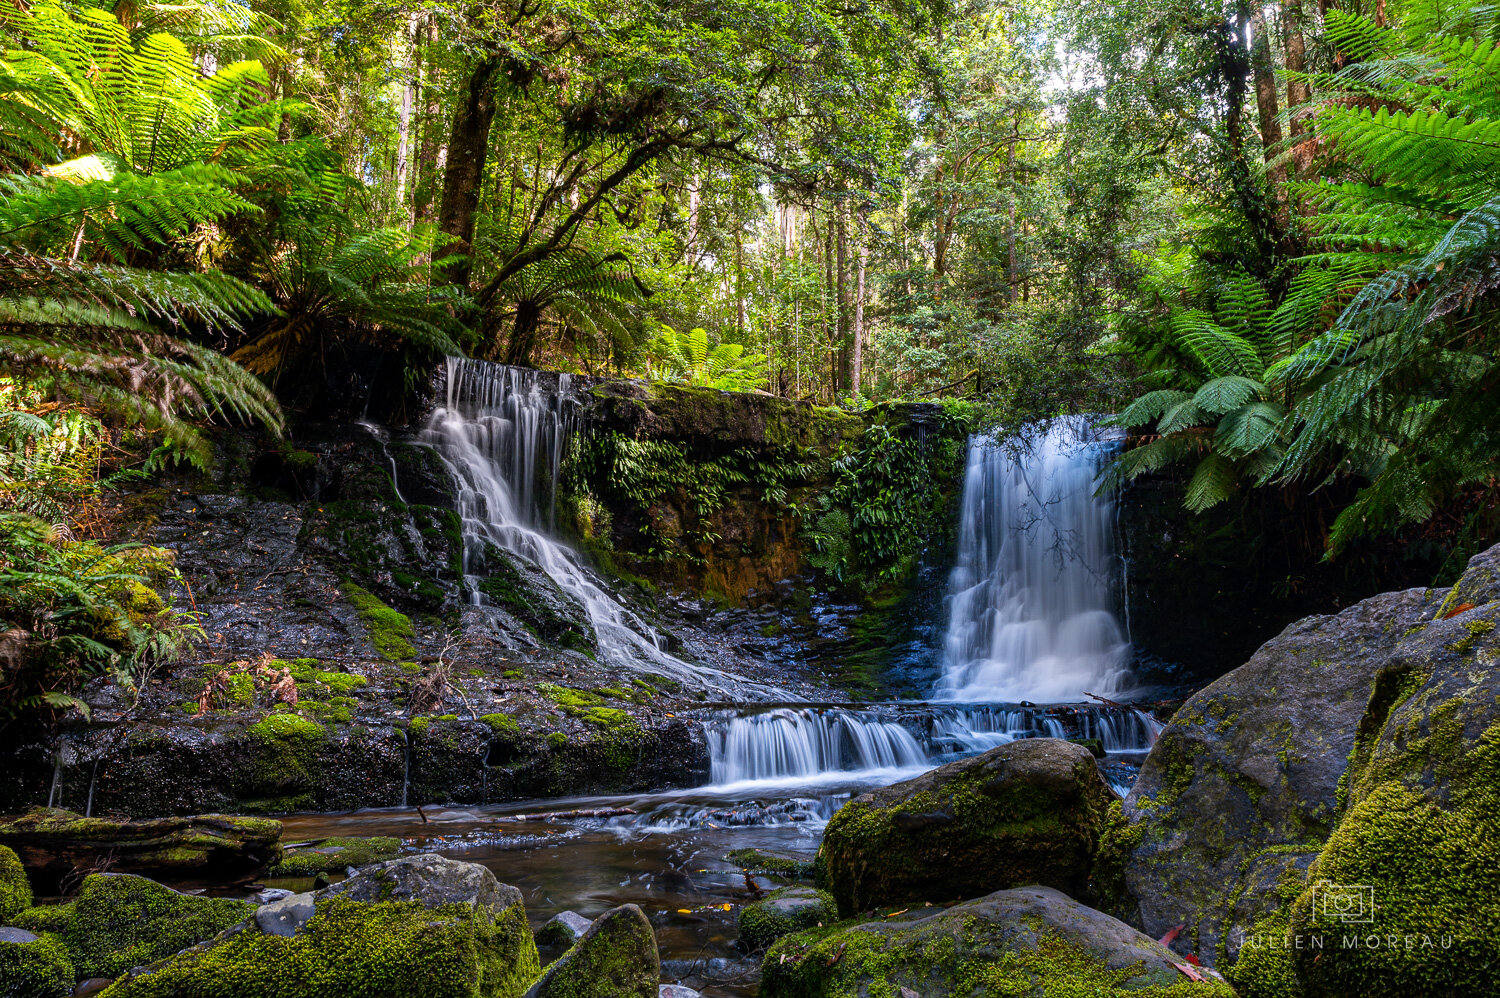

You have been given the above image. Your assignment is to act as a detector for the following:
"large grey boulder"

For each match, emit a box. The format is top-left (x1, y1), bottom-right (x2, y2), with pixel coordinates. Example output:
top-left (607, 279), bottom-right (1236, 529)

top-left (818, 738), bottom-right (1116, 913)
top-left (524, 903), bottom-right (658, 998)
top-left (1107, 585), bottom-right (1437, 965)
top-left (760, 885), bottom-right (1231, 997)
top-left (102, 854), bottom-right (539, 998)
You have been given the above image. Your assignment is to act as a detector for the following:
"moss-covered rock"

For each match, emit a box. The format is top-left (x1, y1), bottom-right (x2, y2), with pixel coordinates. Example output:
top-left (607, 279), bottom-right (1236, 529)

top-left (266, 836), bottom-right (402, 877)
top-left (1274, 594), bottom-right (1500, 998)
top-left (1113, 586), bottom-right (1436, 965)
top-left (12, 872), bottom-right (253, 979)
top-left (522, 903), bottom-right (658, 998)
top-left (534, 910), bottom-right (592, 949)
top-left (738, 887), bottom-right (836, 951)
top-left (101, 854), bottom-right (540, 998)
top-left (341, 582), bottom-right (416, 660)
top-left (0, 844), bottom-right (32, 920)
top-left (0, 927), bottom-right (74, 998)
top-left (817, 738), bottom-right (1116, 913)
top-left (725, 848), bottom-right (814, 878)
top-left (0, 809), bottom-right (281, 880)
top-left (760, 885), bottom-right (1233, 998)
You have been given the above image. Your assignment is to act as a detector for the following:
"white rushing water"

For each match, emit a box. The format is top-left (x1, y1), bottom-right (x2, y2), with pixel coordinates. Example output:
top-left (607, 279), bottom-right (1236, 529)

top-left (420, 358), bottom-right (768, 695)
top-left (935, 416), bottom-right (1132, 703)
top-left (706, 708), bottom-right (928, 785)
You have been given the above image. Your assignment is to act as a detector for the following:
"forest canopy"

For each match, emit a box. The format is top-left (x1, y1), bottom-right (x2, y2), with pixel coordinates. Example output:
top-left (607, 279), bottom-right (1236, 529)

top-left (2, 0), bottom-right (1498, 552)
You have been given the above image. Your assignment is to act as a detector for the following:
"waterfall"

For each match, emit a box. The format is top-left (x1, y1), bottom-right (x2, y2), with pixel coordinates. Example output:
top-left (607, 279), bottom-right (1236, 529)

top-left (706, 709), bottom-right (928, 784)
top-left (703, 704), bottom-right (1159, 786)
top-left (421, 358), bottom-right (765, 694)
top-left (935, 416), bottom-right (1132, 703)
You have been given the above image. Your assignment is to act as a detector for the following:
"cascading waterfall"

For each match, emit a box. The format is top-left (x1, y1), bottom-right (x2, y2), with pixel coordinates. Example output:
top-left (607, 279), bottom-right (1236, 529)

top-left (935, 416), bottom-right (1133, 703)
top-left (703, 704), bottom-right (1160, 787)
top-left (421, 357), bottom-right (762, 694)
top-left (706, 709), bottom-right (928, 784)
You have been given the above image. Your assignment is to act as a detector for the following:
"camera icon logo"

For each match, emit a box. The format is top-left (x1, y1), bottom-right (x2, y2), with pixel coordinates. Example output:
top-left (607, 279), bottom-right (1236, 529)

top-left (1312, 881), bottom-right (1376, 924)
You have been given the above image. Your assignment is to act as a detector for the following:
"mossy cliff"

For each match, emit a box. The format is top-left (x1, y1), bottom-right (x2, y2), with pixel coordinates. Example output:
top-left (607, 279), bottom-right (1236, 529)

top-left (566, 381), bottom-right (971, 605)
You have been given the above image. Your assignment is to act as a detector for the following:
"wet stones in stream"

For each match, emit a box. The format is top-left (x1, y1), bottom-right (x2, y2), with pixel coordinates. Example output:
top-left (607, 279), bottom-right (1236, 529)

top-left (737, 887), bottom-right (836, 951)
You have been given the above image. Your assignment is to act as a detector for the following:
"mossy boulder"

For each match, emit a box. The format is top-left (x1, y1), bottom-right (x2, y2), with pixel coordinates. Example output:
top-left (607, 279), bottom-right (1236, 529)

top-left (1272, 591), bottom-right (1500, 997)
top-left (0, 844), bottom-right (32, 920)
top-left (522, 903), bottom-right (658, 998)
top-left (817, 738), bottom-right (1116, 913)
top-left (266, 836), bottom-right (401, 877)
top-left (0, 809), bottom-right (281, 881)
top-left (760, 885), bottom-right (1233, 998)
top-left (534, 910), bottom-right (592, 949)
top-left (0, 927), bottom-right (74, 998)
top-left (12, 873), bottom-right (253, 979)
top-left (1112, 587), bottom-right (1436, 965)
top-left (738, 887), bottom-right (836, 951)
top-left (102, 854), bottom-right (540, 998)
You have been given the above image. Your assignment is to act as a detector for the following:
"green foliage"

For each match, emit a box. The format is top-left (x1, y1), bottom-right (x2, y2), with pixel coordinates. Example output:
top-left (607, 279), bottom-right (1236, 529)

top-left (0, 512), bottom-right (197, 722)
top-left (644, 325), bottom-right (769, 392)
top-left (572, 430), bottom-right (808, 562)
top-left (803, 414), bottom-right (967, 587)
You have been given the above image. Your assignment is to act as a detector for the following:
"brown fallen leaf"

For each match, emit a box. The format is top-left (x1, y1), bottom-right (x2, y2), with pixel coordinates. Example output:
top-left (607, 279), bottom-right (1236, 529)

top-left (825, 942), bottom-right (846, 967)
top-left (883, 909), bottom-right (909, 919)
top-left (1443, 602), bottom-right (1477, 619)
top-left (1171, 961), bottom-right (1205, 983)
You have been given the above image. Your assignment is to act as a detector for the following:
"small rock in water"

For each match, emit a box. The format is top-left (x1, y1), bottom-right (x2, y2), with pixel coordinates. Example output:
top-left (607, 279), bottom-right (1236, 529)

top-left (659, 986), bottom-right (702, 998)
top-left (253, 887), bottom-right (294, 904)
top-left (535, 909), bottom-right (593, 947)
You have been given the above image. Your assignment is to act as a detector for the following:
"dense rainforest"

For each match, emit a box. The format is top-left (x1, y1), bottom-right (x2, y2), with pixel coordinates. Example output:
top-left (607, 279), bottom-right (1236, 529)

top-left (1, 0), bottom-right (1499, 995)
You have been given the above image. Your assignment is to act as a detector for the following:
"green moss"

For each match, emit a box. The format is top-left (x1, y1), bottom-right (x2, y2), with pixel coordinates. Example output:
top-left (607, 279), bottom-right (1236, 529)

top-left (546, 732), bottom-right (568, 749)
top-left (818, 748), bottom-right (1114, 912)
top-left (100, 894), bottom-right (540, 998)
top-left (727, 849), bottom-right (816, 878)
top-left (0, 929), bottom-right (73, 998)
top-left (342, 582), bottom-right (416, 660)
top-left (479, 713), bottom-right (520, 736)
top-left (1090, 801), bottom-right (1145, 921)
top-left (1285, 719), bottom-right (1500, 998)
top-left (739, 888), bottom-right (837, 951)
top-left (761, 919), bottom-right (1231, 998)
top-left (0, 844), bottom-right (32, 920)
top-left (297, 697), bottom-right (357, 724)
top-left (12, 873), bottom-right (252, 979)
top-left (502, 670), bottom-right (523, 680)
top-left (308, 670), bottom-right (368, 694)
top-left (537, 684), bottom-right (604, 713)
top-left (267, 837), bottom-right (402, 877)
top-left (249, 712), bottom-right (327, 740)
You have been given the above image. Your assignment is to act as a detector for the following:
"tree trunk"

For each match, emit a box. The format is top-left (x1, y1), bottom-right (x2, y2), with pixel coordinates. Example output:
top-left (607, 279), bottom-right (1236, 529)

top-left (836, 203), bottom-right (850, 396)
top-left (413, 16), bottom-right (443, 223)
top-left (1007, 117), bottom-right (1019, 304)
top-left (436, 57), bottom-right (500, 287)
top-left (394, 15), bottom-right (418, 213)
top-left (852, 205), bottom-right (867, 397)
top-left (1251, 8), bottom-right (1286, 196)
top-left (1283, 0), bottom-right (1312, 177)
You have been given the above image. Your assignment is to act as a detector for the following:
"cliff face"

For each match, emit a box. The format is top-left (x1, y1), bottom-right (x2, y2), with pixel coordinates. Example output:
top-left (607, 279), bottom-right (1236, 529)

top-left (564, 381), bottom-right (968, 607)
